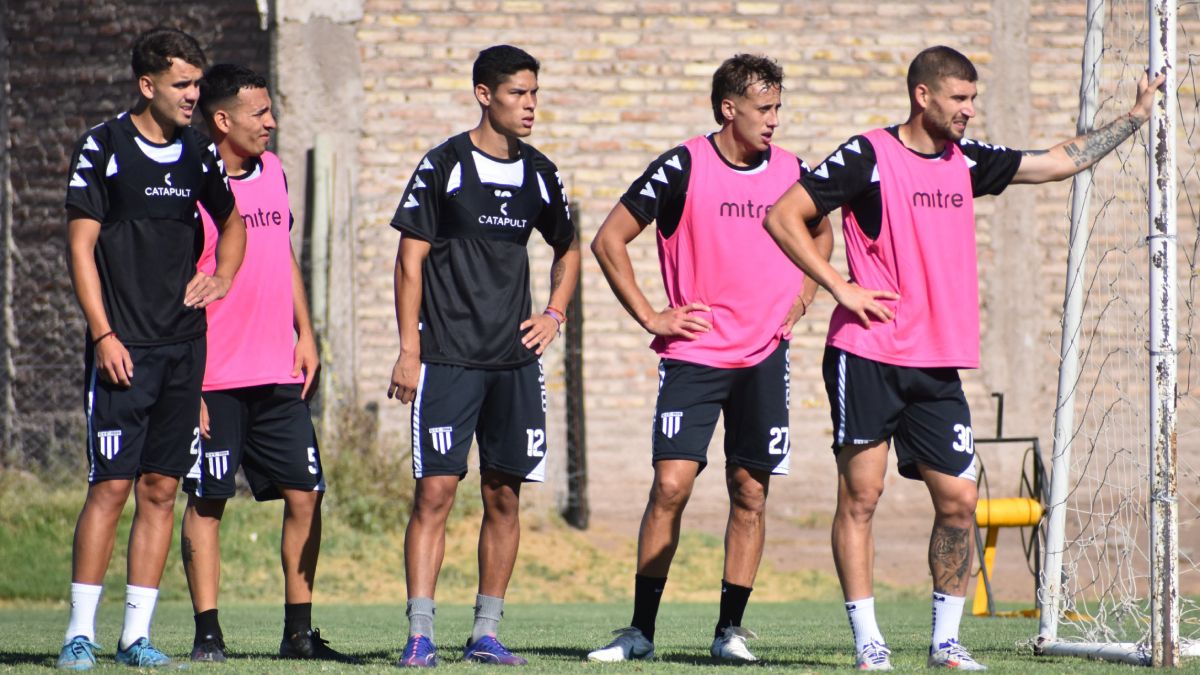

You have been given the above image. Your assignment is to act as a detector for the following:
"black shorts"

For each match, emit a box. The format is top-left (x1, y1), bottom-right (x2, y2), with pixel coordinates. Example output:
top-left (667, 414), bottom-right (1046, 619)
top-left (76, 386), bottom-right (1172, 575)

top-left (83, 337), bottom-right (205, 483)
top-left (652, 341), bottom-right (791, 475)
top-left (411, 360), bottom-right (547, 482)
top-left (183, 384), bottom-right (324, 501)
top-left (823, 346), bottom-right (977, 481)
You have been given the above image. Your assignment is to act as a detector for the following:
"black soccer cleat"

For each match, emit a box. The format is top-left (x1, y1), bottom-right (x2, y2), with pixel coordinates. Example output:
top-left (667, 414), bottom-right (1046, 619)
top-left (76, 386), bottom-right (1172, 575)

top-left (278, 628), bottom-right (355, 662)
top-left (190, 633), bottom-right (227, 662)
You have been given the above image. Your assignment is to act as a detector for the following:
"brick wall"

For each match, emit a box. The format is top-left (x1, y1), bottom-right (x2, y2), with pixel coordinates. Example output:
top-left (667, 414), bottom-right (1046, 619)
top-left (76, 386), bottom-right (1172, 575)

top-left (351, 1), bottom-right (1095, 524)
top-left (1, 1), bottom-right (269, 467)
top-left (3, 0), bottom-right (1194, 597)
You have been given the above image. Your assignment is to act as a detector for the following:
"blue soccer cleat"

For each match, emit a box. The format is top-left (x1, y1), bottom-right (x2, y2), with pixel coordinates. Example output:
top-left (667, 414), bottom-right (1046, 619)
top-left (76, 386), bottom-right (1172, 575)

top-left (397, 634), bottom-right (438, 667)
top-left (57, 636), bottom-right (100, 670)
top-left (463, 635), bottom-right (527, 665)
top-left (115, 637), bottom-right (172, 668)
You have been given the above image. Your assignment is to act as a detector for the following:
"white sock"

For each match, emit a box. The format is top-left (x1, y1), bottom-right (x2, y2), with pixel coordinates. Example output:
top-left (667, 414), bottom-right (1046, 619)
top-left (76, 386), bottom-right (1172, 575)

top-left (931, 592), bottom-right (966, 648)
top-left (119, 585), bottom-right (159, 650)
top-left (65, 583), bottom-right (104, 644)
top-left (845, 597), bottom-right (885, 651)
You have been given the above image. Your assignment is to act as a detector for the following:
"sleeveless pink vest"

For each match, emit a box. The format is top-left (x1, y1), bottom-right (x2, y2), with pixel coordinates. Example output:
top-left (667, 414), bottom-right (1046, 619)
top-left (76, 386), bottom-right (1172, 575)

top-left (653, 135), bottom-right (805, 368)
top-left (198, 151), bottom-right (304, 389)
top-left (827, 128), bottom-right (980, 368)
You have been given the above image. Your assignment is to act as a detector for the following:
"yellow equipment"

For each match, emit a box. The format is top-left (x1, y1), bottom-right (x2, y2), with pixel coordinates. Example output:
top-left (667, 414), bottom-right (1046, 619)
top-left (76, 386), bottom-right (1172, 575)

top-left (972, 497), bottom-right (1043, 617)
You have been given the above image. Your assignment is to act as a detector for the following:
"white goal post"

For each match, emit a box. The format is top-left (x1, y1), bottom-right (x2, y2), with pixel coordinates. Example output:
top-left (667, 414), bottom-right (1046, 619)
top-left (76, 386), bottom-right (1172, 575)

top-left (1037, 0), bottom-right (1199, 667)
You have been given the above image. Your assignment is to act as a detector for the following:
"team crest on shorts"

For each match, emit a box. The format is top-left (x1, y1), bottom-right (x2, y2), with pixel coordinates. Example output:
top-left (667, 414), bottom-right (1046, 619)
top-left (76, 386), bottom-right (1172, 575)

top-left (96, 429), bottom-right (122, 459)
top-left (660, 412), bottom-right (683, 439)
top-left (206, 449), bottom-right (231, 480)
top-left (429, 426), bottom-right (454, 454)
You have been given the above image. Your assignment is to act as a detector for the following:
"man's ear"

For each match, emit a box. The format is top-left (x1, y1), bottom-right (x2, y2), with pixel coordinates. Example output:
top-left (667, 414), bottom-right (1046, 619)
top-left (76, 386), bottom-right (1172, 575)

top-left (913, 83), bottom-right (931, 110)
top-left (475, 82), bottom-right (492, 108)
top-left (720, 97), bottom-right (737, 123)
top-left (137, 74), bottom-right (156, 101)
top-left (211, 109), bottom-right (232, 135)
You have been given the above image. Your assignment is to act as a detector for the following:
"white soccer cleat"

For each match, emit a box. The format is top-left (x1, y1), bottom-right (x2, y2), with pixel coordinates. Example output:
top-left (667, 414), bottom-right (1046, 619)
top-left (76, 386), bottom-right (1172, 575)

top-left (928, 639), bottom-right (987, 670)
top-left (854, 640), bottom-right (894, 670)
top-left (710, 626), bottom-right (758, 663)
top-left (587, 627), bottom-right (655, 663)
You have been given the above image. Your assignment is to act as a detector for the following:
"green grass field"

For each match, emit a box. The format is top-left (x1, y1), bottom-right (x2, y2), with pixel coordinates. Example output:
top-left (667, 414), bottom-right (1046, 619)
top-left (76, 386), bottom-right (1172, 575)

top-left (3, 461), bottom-right (1194, 672)
top-left (2, 600), bottom-right (1186, 672)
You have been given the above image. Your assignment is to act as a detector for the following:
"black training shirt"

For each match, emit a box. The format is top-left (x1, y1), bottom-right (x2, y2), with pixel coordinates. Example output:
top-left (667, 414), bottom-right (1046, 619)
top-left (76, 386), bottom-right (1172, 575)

top-left (390, 133), bottom-right (574, 369)
top-left (66, 113), bottom-right (235, 346)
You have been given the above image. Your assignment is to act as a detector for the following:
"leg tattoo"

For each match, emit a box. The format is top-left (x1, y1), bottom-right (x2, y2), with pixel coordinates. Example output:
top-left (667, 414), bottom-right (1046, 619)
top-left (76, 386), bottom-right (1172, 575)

top-left (928, 524), bottom-right (970, 594)
top-left (181, 535), bottom-right (195, 566)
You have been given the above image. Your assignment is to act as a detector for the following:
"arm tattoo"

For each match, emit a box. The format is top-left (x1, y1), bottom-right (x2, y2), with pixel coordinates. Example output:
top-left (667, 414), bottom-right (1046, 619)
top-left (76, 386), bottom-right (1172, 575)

top-left (1062, 114), bottom-right (1143, 168)
top-left (929, 523), bottom-right (972, 593)
top-left (550, 256), bottom-right (566, 294)
top-left (549, 238), bottom-right (577, 295)
top-left (181, 535), bottom-right (195, 566)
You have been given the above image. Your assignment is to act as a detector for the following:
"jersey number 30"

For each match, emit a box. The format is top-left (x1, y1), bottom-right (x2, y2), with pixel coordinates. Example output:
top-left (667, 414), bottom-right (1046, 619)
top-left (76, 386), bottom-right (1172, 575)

top-left (952, 424), bottom-right (974, 454)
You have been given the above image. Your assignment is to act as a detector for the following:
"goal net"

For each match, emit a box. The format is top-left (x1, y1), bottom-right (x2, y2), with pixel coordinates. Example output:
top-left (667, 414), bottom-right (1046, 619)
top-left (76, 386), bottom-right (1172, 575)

top-left (1037, 0), bottom-right (1200, 666)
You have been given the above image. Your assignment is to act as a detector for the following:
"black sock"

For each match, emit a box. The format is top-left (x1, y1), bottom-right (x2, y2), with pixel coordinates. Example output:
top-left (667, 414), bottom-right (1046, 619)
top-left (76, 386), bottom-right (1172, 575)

top-left (630, 575), bottom-right (667, 642)
top-left (284, 603), bottom-right (313, 638)
top-left (194, 609), bottom-right (222, 641)
top-left (715, 580), bottom-right (753, 637)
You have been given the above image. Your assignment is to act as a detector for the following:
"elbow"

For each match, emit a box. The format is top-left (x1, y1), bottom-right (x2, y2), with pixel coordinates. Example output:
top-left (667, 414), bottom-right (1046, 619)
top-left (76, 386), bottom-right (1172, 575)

top-left (589, 235), bottom-right (607, 263)
top-left (1056, 167), bottom-right (1079, 183)
top-left (763, 211), bottom-right (783, 241)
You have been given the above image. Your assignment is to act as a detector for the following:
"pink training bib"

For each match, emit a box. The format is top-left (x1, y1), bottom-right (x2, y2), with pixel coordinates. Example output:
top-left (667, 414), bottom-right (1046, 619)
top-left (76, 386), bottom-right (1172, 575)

top-left (653, 135), bottom-right (805, 368)
top-left (197, 151), bottom-right (304, 390)
top-left (828, 128), bottom-right (980, 368)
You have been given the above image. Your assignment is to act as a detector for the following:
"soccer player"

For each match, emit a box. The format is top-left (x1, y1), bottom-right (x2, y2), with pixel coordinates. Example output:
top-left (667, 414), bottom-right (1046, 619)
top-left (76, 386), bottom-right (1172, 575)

top-left (177, 63), bottom-right (346, 664)
top-left (59, 28), bottom-right (246, 670)
top-left (586, 54), bottom-right (831, 664)
top-left (387, 44), bottom-right (580, 667)
top-left (764, 46), bottom-right (1165, 671)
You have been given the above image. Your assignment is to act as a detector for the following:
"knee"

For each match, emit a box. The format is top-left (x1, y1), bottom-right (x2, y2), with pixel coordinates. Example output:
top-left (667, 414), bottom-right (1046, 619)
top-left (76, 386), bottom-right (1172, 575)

top-left (728, 478), bottom-right (767, 517)
top-left (185, 496), bottom-right (225, 522)
top-left (412, 482), bottom-right (456, 519)
top-left (934, 488), bottom-right (978, 525)
top-left (839, 483), bottom-right (884, 522)
top-left (283, 491), bottom-right (321, 521)
top-left (87, 480), bottom-right (133, 512)
top-left (137, 474), bottom-right (179, 511)
top-left (649, 475), bottom-right (693, 513)
top-left (483, 492), bottom-right (519, 521)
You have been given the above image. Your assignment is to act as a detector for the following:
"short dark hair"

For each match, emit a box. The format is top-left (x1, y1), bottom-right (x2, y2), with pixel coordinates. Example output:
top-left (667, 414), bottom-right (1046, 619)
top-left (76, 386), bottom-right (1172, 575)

top-left (906, 46), bottom-right (978, 97)
top-left (131, 28), bottom-right (207, 77)
top-left (199, 63), bottom-right (269, 120)
top-left (472, 45), bottom-right (539, 92)
top-left (710, 54), bottom-right (784, 125)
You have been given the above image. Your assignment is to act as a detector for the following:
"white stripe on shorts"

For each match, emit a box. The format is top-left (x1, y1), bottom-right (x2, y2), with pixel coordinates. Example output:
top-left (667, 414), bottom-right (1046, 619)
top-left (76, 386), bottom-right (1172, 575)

top-left (526, 359), bottom-right (548, 482)
top-left (957, 455), bottom-right (978, 482)
top-left (836, 350), bottom-right (848, 447)
top-left (652, 360), bottom-right (666, 439)
top-left (412, 363), bottom-right (428, 478)
top-left (85, 357), bottom-right (98, 483)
